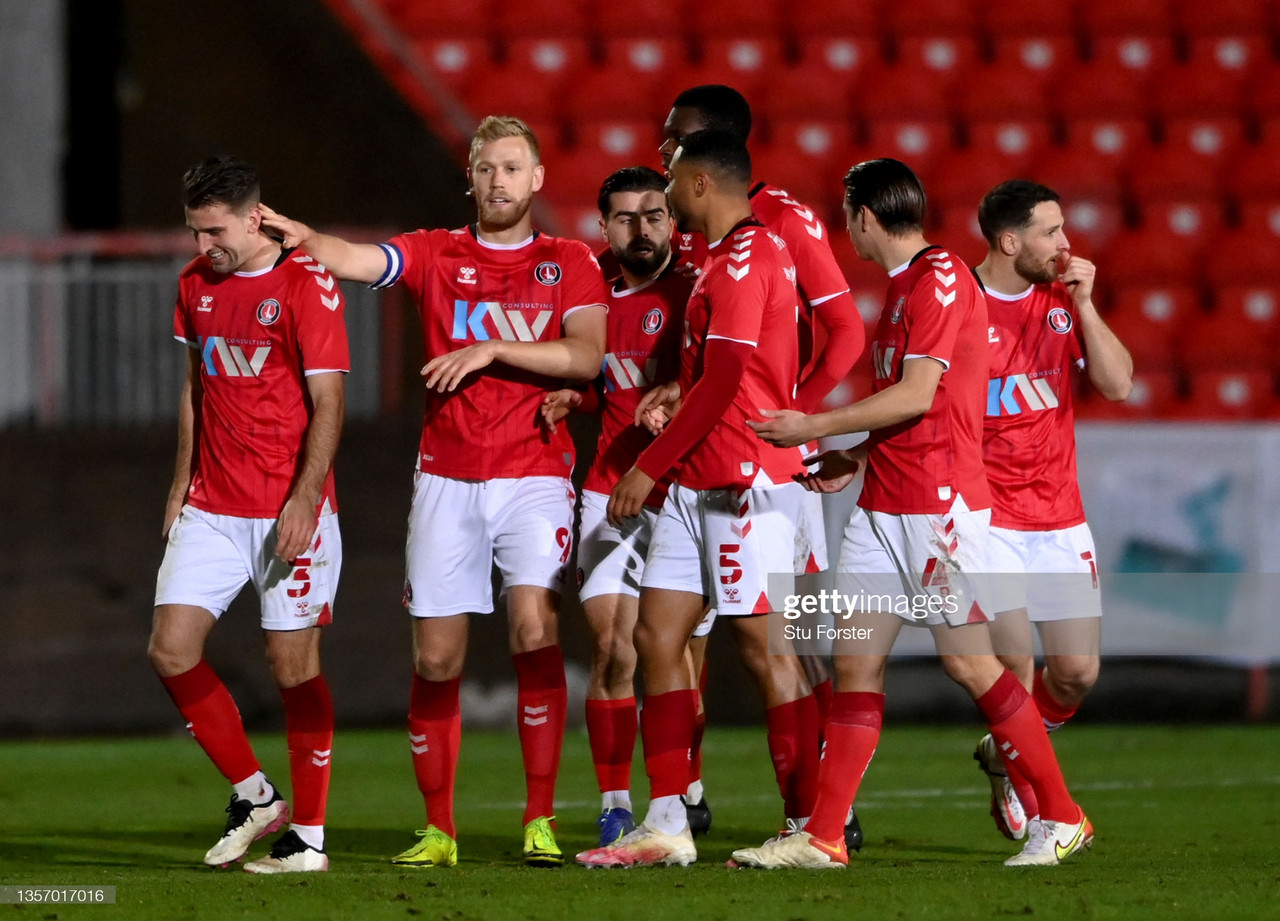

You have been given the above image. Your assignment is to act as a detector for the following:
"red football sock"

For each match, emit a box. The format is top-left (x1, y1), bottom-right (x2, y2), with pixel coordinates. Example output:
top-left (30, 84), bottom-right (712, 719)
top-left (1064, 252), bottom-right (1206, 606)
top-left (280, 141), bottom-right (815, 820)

top-left (640, 689), bottom-right (699, 799)
top-left (585, 697), bottom-right (637, 795)
top-left (409, 674), bottom-right (461, 838)
top-left (280, 675), bottom-right (334, 827)
top-left (689, 685), bottom-right (707, 792)
top-left (1033, 668), bottom-right (1080, 732)
top-left (812, 677), bottom-right (834, 743)
top-left (976, 669), bottom-right (1076, 823)
top-left (513, 645), bottom-right (567, 825)
top-left (765, 695), bottom-right (821, 821)
top-left (159, 660), bottom-right (259, 785)
top-left (804, 691), bottom-right (883, 843)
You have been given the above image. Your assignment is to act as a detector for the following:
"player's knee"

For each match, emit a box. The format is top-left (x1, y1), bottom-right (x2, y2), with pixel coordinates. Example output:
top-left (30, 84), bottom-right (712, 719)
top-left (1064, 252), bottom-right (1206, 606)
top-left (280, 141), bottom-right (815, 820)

top-left (633, 619), bottom-right (680, 667)
top-left (1048, 659), bottom-right (1098, 703)
top-left (147, 633), bottom-right (197, 677)
top-left (413, 647), bottom-right (463, 682)
top-left (939, 653), bottom-right (990, 694)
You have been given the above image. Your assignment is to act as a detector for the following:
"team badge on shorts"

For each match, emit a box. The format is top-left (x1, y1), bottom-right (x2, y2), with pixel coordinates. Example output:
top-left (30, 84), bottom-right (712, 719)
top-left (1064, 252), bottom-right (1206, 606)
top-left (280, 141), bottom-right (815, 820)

top-left (1047, 307), bottom-right (1073, 334)
top-left (890, 296), bottom-right (906, 324)
top-left (535, 262), bottom-right (562, 286)
top-left (256, 298), bottom-right (282, 325)
top-left (642, 308), bottom-right (664, 335)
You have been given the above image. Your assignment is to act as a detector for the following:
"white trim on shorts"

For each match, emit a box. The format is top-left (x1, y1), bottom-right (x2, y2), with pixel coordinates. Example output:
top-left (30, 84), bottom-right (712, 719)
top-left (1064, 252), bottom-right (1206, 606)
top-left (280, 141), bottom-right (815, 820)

top-left (404, 472), bottom-right (574, 618)
top-left (986, 522), bottom-right (1103, 622)
top-left (154, 505), bottom-right (341, 630)
top-left (836, 495), bottom-right (992, 627)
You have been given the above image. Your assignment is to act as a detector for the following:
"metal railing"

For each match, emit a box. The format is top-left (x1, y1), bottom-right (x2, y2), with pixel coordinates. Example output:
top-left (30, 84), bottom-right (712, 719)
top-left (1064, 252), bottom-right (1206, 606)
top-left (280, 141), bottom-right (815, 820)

top-left (0, 238), bottom-right (383, 427)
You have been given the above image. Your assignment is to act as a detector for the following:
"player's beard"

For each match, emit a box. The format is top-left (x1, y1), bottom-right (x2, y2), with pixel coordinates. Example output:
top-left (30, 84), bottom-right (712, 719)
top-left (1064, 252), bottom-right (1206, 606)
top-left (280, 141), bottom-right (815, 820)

top-left (617, 240), bottom-right (670, 278)
top-left (477, 194), bottom-right (533, 233)
top-left (1014, 249), bottom-right (1057, 285)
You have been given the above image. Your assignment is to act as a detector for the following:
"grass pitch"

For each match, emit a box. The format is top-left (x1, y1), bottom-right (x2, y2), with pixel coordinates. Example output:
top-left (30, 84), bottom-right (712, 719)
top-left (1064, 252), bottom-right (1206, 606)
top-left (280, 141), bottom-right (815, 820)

top-left (2, 725), bottom-right (1277, 920)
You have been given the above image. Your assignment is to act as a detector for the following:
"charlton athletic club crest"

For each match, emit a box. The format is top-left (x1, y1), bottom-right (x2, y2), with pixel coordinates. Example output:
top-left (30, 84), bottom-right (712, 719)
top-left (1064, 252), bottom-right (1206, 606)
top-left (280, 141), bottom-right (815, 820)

top-left (256, 298), bottom-right (282, 326)
top-left (642, 307), bottom-right (664, 335)
top-left (890, 296), bottom-right (906, 324)
top-left (1047, 306), bottom-right (1073, 334)
top-left (535, 261), bottom-right (562, 286)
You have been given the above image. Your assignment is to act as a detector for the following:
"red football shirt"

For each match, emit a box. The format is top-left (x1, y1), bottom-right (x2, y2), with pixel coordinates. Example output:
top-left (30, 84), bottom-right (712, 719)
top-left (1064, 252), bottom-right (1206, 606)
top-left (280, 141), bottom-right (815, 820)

top-left (584, 266), bottom-right (691, 505)
top-left (859, 246), bottom-right (991, 516)
top-left (982, 281), bottom-right (1088, 531)
top-left (376, 225), bottom-right (608, 480)
top-left (174, 249), bottom-right (349, 518)
top-left (638, 219), bottom-right (806, 490)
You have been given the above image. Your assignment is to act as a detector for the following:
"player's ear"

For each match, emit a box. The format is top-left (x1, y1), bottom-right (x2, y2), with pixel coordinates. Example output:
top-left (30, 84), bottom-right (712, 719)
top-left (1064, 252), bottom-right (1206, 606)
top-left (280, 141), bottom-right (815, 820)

top-left (599, 216), bottom-right (608, 241)
top-left (1000, 230), bottom-right (1019, 257)
top-left (531, 162), bottom-right (545, 193)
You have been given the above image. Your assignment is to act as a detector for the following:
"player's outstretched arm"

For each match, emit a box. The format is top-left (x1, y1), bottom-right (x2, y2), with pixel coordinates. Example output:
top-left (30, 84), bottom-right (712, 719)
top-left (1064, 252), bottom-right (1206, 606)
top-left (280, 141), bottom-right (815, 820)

top-left (421, 304), bottom-right (607, 393)
top-left (750, 356), bottom-right (944, 446)
top-left (275, 371), bottom-right (345, 564)
top-left (1063, 258), bottom-right (1132, 401)
top-left (163, 350), bottom-right (202, 539)
top-left (258, 204), bottom-right (387, 285)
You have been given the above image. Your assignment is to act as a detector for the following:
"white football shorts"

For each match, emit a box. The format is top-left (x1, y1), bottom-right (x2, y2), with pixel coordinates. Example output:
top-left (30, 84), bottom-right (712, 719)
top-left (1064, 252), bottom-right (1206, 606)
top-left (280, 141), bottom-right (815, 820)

top-left (642, 481), bottom-right (815, 617)
top-left (836, 494), bottom-right (992, 627)
top-left (986, 522), bottom-right (1103, 622)
top-left (404, 472), bottom-right (574, 618)
top-left (154, 505), bottom-right (341, 631)
top-left (577, 488), bottom-right (660, 602)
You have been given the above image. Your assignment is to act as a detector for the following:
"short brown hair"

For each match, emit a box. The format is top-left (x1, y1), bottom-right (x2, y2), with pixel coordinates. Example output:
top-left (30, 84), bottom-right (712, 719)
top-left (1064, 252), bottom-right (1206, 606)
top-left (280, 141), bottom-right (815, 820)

top-left (182, 156), bottom-right (260, 212)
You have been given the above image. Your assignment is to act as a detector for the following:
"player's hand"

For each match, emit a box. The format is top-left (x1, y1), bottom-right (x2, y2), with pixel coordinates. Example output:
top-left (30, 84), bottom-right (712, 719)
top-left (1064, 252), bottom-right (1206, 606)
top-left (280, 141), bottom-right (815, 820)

top-left (257, 203), bottom-right (312, 249)
top-left (607, 466), bottom-right (655, 527)
top-left (541, 389), bottom-right (582, 434)
top-left (793, 447), bottom-right (865, 494)
top-left (275, 495), bottom-right (319, 564)
top-left (162, 494), bottom-right (185, 541)
top-left (746, 408), bottom-right (817, 448)
top-left (422, 341), bottom-right (499, 393)
top-left (636, 381), bottom-right (681, 435)
top-left (1058, 254), bottom-right (1096, 307)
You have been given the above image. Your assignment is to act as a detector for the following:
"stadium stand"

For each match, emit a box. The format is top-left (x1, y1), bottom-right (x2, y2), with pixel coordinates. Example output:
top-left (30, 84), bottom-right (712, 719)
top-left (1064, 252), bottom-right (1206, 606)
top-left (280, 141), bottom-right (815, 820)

top-left (324, 0), bottom-right (1280, 419)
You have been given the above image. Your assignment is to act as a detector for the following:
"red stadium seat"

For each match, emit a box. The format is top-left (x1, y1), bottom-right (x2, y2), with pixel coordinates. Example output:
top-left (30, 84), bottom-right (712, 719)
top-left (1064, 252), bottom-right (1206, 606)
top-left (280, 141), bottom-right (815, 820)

top-left (1176, 0), bottom-right (1271, 34)
top-left (981, 0), bottom-right (1077, 36)
top-left (699, 36), bottom-right (788, 86)
top-left (1178, 286), bottom-right (1280, 369)
top-left (929, 148), bottom-right (1029, 212)
top-left (563, 66), bottom-right (670, 124)
top-left (1205, 230), bottom-right (1280, 287)
top-left (542, 146), bottom-right (637, 201)
top-left (863, 119), bottom-right (955, 174)
top-left (894, 36), bottom-right (982, 90)
top-left (384, 0), bottom-right (493, 36)
top-left (1185, 35), bottom-right (1270, 80)
top-left (756, 121), bottom-right (861, 204)
top-left (556, 202), bottom-right (607, 245)
top-left (691, 0), bottom-right (783, 34)
top-left (759, 59), bottom-right (875, 119)
top-left (1053, 62), bottom-right (1150, 120)
top-left (413, 38), bottom-right (493, 91)
top-left (954, 65), bottom-right (1052, 120)
top-left (990, 36), bottom-right (1080, 93)
top-left (792, 34), bottom-right (881, 82)
top-left (1160, 118), bottom-right (1247, 166)
top-left (1126, 145), bottom-right (1224, 202)
top-left (1137, 199), bottom-right (1227, 243)
top-left (575, 120), bottom-right (653, 161)
top-left (1248, 64), bottom-right (1280, 119)
top-left (1150, 64), bottom-right (1248, 120)
top-left (1033, 147), bottom-right (1126, 200)
top-left (600, 36), bottom-right (689, 76)
top-left (930, 202), bottom-right (988, 263)
top-left (591, 0), bottom-right (686, 36)
top-left (463, 65), bottom-right (565, 122)
top-left (1060, 198), bottom-right (1126, 252)
top-left (1180, 371), bottom-right (1276, 418)
top-left (1237, 201), bottom-right (1280, 236)
top-left (965, 118), bottom-right (1055, 168)
top-left (492, 0), bottom-right (591, 35)
top-left (856, 65), bottom-right (957, 121)
top-left (1103, 228), bottom-right (1205, 287)
top-left (1078, 0), bottom-right (1175, 36)
top-left (787, 0), bottom-right (881, 37)
top-left (1060, 118), bottom-right (1153, 171)
top-left (1075, 370), bottom-right (1179, 419)
top-left (882, 0), bottom-right (979, 37)
top-left (1089, 35), bottom-right (1177, 83)
top-left (503, 36), bottom-right (591, 77)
